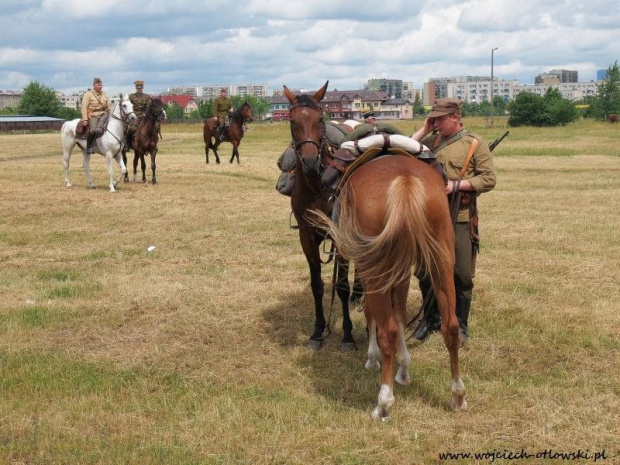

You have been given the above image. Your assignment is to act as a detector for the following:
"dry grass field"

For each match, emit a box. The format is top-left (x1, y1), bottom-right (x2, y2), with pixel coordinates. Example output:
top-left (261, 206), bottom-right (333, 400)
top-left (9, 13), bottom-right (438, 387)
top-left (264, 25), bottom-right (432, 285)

top-left (1, 117), bottom-right (619, 464)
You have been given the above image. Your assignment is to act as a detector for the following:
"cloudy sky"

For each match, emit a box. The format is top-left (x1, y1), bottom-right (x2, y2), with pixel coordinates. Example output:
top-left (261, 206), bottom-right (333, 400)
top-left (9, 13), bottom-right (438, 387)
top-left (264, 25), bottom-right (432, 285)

top-left (1, 0), bottom-right (618, 96)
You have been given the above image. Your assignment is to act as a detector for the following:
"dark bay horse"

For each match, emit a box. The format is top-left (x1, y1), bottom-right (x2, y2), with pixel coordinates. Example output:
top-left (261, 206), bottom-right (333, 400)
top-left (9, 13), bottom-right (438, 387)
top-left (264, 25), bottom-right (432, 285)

top-left (308, 99), bottom-right (466, 421)
top-left (283, 82), bottom-right (356, 352)
top-left (122, 97), bottom-right (166, 184)
top-left (203, 102), bottom-right (253, 164)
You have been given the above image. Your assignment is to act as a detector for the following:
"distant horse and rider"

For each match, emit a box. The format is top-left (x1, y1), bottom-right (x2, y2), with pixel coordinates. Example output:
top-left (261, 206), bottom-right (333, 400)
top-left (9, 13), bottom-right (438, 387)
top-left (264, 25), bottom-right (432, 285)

top-left (284, 81), bottom-right (466, 419)
top-left (61, 94), bottom-right (136, 192)
top-left (121, 97), bottom-right (167, 184)
top-left (203, 102), bottom-right (253, 164)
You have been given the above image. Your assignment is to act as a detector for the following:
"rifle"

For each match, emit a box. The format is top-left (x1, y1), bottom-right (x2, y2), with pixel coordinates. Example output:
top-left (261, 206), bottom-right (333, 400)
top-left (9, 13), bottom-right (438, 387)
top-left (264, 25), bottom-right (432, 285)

top-left (488, 130), bottom-right (510, 152)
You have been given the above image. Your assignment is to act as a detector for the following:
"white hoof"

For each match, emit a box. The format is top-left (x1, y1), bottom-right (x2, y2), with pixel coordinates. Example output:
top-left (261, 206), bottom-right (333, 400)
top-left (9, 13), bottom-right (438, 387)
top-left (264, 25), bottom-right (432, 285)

top-left (365, 359), bottom-right (380, 371)
top-left (395, 368), bottom-right (410, 386)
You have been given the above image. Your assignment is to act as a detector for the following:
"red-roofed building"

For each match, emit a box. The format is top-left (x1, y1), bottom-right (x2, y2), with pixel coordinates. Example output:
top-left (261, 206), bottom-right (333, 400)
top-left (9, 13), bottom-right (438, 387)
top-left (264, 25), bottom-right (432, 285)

top-left (161, 95), bottom-right (199, 114)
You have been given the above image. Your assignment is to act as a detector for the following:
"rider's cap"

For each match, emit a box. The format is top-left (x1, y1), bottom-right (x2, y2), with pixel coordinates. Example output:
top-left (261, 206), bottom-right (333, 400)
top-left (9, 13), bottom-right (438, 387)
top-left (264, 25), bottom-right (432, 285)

top-left (134, 80), bottom-right (144, 87)
top-left (220, 87), bottom-right (227, 92)
top-left (93, 77), bottom-right (102, 85)
top-left (428, 98), bottom-right (462, 117)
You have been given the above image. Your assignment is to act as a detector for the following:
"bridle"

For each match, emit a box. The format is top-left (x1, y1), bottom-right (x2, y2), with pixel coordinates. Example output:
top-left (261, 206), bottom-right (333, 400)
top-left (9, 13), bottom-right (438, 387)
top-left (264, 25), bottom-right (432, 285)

top-left (289, 102), bottom-right (328, 175)
top-left (107, 99), bottom-right (136, 147)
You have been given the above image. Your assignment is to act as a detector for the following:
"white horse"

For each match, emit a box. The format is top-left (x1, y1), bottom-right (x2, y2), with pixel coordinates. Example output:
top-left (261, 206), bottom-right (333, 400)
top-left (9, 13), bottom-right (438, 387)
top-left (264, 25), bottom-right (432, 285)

top-left (61, 94), bottom-right (137, 192)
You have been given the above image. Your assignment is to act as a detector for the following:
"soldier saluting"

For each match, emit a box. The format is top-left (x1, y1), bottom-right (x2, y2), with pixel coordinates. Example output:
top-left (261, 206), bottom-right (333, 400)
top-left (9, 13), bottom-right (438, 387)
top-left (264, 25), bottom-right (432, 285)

top-left (81, 77), bottom-right (111, 155)
top-left (411, 98), bottom-right (497, 347)
top-left (126, 79), bottom-right (152, 150)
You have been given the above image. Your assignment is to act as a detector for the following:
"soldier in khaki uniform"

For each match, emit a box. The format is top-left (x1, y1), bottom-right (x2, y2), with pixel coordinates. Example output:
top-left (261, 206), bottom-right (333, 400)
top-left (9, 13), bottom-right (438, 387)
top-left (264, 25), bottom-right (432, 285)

top-left (127, 80), bottom-right (152, 150)
top-left (411, 98), bottom-right (497, 347)
top-left (212, 87), bottom-right (233, 140)
top-left (81, 77), bottom-right (111, 154)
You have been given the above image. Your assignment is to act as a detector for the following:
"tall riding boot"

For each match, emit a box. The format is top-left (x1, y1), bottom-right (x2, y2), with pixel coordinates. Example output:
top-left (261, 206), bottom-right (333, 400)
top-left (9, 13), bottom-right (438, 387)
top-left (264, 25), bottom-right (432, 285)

top-left (86, 132), bottom-right (96, 155)
top-left (456, 297), bottom-right (471, 347)
top-left (413, 283), bottom-right (441, 341)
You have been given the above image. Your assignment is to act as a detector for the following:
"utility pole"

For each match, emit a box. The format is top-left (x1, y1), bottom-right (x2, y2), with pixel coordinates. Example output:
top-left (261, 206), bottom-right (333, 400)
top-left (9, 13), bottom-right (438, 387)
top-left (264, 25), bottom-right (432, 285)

top-left (490, 47), bottom-right (498, 128)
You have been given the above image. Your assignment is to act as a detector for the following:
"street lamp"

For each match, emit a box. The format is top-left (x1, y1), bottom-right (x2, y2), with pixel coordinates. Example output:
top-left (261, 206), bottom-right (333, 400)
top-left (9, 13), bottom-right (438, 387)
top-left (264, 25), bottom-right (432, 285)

top-left (490, 47), bottom-right (498, 127)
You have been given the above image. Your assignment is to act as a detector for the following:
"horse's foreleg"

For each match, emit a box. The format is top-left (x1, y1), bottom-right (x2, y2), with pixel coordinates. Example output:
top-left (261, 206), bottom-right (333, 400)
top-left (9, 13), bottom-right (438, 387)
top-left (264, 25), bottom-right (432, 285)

top-left (105, 154), bottom-right (117, 192)
top-left (335, 259), bottom-right (356, 351)
top-left (122, 149), bottom-right (129, 182)
top-left (132, 153), bottom-right (139, 183)
top-left (230, 142), bottom-right (239, 164)
top-left (140, 152), bottom-right (147, 183)
top-left (151, 150), bottom-right (158, 185)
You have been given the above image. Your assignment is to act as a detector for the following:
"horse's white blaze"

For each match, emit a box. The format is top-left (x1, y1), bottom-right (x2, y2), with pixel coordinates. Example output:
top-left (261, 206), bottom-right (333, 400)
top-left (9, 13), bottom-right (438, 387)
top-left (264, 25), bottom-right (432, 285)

top-left (365, 319), bottom-right (381, 371)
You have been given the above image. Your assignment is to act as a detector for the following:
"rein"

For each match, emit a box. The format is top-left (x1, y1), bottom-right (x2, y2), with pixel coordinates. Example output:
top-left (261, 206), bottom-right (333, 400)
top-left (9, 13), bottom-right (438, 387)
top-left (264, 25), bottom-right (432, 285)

top-left (106, 101), bottom-right (134, 149)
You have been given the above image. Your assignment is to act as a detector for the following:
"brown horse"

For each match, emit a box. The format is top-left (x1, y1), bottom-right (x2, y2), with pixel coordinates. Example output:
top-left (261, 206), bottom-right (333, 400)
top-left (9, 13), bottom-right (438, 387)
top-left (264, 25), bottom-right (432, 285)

top-left (203, 102), bottom-right (253, 164)
top-left (283, 82), bottom-right (357, 352)
top-left (122, 97), bottom-right (166, 184)
top-left (308, 99), bottom-right (466, 421)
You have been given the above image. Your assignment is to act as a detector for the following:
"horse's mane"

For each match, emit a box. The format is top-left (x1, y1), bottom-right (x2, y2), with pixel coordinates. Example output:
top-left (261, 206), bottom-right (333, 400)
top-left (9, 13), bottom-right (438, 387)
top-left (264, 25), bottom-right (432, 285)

top-left (232, 101), bottom-right (250, 117)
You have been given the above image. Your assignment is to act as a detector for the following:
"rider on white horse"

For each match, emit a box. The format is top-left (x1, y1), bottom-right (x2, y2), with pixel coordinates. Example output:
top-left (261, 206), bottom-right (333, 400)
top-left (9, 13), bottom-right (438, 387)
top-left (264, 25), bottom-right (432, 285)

top-left (81, 77), bottom-right (111, 155)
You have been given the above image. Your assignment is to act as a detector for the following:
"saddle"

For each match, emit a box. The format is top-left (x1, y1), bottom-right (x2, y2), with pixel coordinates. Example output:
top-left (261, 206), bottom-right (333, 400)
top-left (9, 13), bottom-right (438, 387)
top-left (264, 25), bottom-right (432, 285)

top-left (76, 122), bottom-right (89, 139)
top-left (321, 134), bottom-right (447, 193)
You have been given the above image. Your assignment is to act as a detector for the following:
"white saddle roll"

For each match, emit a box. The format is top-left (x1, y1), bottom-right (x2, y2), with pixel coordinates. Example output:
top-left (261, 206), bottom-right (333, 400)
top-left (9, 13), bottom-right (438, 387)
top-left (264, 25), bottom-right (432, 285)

top-left (341, 134), bottom-right (426, 156)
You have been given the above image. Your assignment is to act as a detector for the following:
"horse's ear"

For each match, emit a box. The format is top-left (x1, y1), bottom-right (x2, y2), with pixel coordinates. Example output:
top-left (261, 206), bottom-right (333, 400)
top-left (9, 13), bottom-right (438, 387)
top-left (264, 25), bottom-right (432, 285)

top-left (283, 85), bottom-right (296, 104)
top-left (312, 81), bottom-right (329, 103)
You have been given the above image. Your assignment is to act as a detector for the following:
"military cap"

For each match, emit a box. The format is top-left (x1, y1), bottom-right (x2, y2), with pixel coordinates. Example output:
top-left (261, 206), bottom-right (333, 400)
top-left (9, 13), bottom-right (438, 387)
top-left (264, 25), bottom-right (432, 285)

top-left (220, 87), bottom-right (227, 92)
top-left (363, 111), bottom-right (375, 119)
top-left (93, 77), bottom-right (102, 85)
top-left (134, 80), bottom-right (145, 87)
top-left (428, 98), bottom-right (462, 117)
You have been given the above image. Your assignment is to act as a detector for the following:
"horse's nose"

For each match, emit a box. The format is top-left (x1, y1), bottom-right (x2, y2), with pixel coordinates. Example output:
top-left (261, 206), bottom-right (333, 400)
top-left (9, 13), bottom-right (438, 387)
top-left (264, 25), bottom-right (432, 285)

top-left (301, 154), bottom-right (321, 176)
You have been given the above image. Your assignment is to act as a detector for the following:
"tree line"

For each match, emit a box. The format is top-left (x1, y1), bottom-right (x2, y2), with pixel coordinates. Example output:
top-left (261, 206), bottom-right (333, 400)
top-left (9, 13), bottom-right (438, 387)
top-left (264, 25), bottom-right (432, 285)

top-left (3, 61), bottom-right (619, 127)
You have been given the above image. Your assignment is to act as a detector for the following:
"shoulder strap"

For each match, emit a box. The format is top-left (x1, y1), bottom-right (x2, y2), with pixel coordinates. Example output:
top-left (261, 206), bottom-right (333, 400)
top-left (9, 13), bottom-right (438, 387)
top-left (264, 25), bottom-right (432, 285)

top-left (458, 138), bottom-right (479, 178)
top-left (433, 129), bottom-right (468, 152)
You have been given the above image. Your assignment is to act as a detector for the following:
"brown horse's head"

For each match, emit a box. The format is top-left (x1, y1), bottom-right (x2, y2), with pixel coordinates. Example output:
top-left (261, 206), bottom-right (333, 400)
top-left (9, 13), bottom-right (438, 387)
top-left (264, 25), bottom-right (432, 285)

top-left (283, 81), bottom-right (328, 176)
top-left (238, 101), bottom-right (253, 122)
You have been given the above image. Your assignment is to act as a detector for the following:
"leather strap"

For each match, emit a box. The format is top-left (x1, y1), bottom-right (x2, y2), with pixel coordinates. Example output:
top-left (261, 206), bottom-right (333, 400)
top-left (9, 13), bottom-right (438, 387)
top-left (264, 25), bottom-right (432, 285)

top-left (458, 138), bottom-right (479, 178)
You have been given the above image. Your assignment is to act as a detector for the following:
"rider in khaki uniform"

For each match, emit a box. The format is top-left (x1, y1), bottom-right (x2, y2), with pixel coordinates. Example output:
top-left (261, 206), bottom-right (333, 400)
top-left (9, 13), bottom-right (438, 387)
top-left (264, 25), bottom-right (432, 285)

top-left (127, 79), bottom-right (152, 150)
top-left (411, 98), bottom-right (496, 347)
top-left (212, 87), bottom-right (233, 140)
top-left (81, 77), bottom-right (111, 154)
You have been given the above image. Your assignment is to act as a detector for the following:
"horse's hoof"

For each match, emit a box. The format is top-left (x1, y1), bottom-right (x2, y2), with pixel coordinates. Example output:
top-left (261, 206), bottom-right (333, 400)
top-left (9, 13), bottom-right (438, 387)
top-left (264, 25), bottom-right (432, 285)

top-left (307, 339), bottom-right (323, 351)
top-left (341, 342), bottom-right (357, 352)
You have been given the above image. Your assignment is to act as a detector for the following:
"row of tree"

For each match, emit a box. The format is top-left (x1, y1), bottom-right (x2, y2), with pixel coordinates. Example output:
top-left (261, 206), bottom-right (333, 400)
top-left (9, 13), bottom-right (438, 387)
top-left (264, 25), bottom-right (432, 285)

top-left (3, 62), bottom-right (619, 127)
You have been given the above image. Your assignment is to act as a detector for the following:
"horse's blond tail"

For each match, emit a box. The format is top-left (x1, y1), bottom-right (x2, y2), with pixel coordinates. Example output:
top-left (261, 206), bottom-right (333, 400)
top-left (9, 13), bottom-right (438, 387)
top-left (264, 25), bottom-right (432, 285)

top-left (313, 175), bottom-right (451, 294)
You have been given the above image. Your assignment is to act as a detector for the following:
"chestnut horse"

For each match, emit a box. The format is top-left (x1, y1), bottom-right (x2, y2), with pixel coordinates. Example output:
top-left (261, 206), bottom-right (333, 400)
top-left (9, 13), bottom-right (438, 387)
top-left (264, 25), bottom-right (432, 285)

top-left (122, 97), bottom-right (166, 184)
top-left (307, 86), bottom-right (466, 419)
top-left (203, 102), bottom-right (253, 164)
top-left (283, 82), bottom-right (357, 352)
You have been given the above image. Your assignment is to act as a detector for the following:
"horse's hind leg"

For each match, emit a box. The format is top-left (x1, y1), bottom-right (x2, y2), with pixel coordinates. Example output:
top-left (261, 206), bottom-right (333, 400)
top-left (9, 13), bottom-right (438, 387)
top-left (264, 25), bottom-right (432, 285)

top-left (116, 152), bottom-right (127, 185)
top-left (393, 281), bottom-right (411, 386)
top-left (434, 261), bottom-right (466, 411)
top-left (82, 151), bottom-right (95, 189)
top-left (132, 153), bottom-right (139, 183)
top-left (365, 290), bottom-right (398, 420)
top-left (212, 141), bottom-right (221, 164)
top-left (139, 152), bottom-right (147, 183)
top-left (62, 148), bottom-right (73, 187)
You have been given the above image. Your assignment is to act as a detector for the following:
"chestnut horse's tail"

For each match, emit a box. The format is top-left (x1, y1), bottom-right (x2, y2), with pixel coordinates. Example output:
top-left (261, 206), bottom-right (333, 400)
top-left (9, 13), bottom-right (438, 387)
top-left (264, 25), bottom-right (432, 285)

top-left (314, 175), bottom-right (451, 294)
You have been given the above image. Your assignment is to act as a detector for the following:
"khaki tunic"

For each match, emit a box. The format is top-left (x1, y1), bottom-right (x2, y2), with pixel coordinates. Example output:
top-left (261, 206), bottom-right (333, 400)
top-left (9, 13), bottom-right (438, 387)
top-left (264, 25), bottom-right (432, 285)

top-left (422, 129), bottom-right (496, 222)
top-left (129, 92), bottom-right (151, 118)
top-left (81, 89), bottom-right (111, 121)
top-left (212, 97), bottom-right (233, 125)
